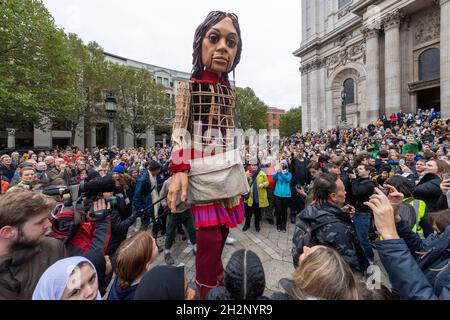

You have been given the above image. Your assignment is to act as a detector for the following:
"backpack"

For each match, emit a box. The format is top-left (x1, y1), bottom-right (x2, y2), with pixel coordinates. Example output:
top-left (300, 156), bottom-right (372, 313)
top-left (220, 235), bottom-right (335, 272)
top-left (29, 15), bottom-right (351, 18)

top-left (292, 217), bottom-right (341, 268)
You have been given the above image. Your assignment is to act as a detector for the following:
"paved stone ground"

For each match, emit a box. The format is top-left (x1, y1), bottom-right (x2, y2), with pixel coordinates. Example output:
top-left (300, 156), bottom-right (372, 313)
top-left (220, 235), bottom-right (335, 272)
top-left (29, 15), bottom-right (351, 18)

top-left (151, 219), bottom-right (294, 297)
top-left (130, 215), bottom-right (390, 298)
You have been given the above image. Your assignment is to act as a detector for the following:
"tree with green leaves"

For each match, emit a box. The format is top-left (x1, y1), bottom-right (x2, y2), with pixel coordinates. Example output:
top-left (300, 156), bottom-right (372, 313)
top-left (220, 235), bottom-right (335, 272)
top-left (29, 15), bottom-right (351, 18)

top-left (50, 33), bottom-right (111, 146)
top-left (279, 107), bottom-right (302, 137)
top-left (110, 64), bottom-right (173, 147)
top-left (236, 87), bottom-right (268, 131)
top-left (0, 0), bottom-right (82, 131)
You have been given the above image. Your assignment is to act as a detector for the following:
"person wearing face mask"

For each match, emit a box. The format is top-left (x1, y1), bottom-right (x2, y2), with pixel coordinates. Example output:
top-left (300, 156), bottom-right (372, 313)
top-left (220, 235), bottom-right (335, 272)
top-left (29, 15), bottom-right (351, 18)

top-left (273, 160), bottom-right (292, 232)
top-left (293, 173), bottom-right (368, 273)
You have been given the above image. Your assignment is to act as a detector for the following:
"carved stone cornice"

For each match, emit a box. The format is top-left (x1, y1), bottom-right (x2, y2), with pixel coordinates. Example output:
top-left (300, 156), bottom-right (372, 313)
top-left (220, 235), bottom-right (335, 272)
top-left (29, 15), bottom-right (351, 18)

top-left (382, 10), bottom-right (406, 31)
top-left (361, 27), bottom-right (380, 40)
top-left (300, 58), bottom-right (326, 74)
top-left (324, 40), bottom-right (366, 77)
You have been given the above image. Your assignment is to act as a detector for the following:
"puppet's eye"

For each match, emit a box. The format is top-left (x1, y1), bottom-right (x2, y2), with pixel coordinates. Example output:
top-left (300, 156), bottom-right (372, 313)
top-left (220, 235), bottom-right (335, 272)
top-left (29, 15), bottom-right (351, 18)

top-left (208, 34), bottom-right (220, 44)
top-left (226, 38), bottom-right (237, 49)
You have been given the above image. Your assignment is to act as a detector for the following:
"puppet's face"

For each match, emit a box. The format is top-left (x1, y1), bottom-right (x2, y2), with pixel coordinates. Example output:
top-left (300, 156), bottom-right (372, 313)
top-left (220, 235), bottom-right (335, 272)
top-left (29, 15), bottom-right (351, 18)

top-left (202, 17), bottom-right (239, 76)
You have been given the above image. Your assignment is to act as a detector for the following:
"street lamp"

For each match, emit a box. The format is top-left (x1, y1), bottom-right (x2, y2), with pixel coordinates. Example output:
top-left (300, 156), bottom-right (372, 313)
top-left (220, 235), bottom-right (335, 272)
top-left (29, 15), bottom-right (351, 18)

top-left (105, 93), bottom-right (117, 147)
top-left (340, 86), bottom-right (347, 124)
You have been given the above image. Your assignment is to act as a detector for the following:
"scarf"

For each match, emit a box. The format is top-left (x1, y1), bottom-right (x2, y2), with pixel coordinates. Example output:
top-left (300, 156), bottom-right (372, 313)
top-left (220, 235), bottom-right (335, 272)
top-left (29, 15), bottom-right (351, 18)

top-left (252, 168), bottom-right (260, 204)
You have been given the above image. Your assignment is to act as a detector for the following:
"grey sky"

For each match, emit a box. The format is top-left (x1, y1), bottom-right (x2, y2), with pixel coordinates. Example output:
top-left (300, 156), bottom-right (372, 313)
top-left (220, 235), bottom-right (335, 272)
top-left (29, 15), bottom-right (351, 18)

top-left (42, 0), bottom-right (302, 111)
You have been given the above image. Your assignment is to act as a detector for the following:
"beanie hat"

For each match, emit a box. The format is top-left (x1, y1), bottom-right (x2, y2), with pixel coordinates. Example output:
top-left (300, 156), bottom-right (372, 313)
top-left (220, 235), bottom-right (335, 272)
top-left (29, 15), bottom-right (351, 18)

top-left (111, 163), bottom-right (126, 174)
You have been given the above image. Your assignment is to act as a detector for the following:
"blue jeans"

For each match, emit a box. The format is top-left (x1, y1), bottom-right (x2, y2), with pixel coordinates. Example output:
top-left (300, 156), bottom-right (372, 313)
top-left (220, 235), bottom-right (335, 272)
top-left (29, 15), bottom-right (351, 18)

top-left (353, 213), bottom-right (374, 262)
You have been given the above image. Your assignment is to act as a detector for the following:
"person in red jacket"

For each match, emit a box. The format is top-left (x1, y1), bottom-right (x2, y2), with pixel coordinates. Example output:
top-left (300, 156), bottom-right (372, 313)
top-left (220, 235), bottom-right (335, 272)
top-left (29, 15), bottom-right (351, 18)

top-left (167, 11), bottom-right (245, 298)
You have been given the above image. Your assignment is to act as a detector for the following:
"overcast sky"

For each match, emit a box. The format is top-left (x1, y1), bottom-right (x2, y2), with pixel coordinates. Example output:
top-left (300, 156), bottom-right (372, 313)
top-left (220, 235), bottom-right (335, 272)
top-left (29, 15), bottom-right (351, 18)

top-left (42, 0), bottom-right (302, 111)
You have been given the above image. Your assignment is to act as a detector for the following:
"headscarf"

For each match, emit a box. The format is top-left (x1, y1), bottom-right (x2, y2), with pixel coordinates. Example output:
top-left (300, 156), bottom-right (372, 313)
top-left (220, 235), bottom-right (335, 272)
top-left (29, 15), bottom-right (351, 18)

top-left (134, 266), bottom-right (185, 300)
top-left (32, 256), bottom-right (101, 300)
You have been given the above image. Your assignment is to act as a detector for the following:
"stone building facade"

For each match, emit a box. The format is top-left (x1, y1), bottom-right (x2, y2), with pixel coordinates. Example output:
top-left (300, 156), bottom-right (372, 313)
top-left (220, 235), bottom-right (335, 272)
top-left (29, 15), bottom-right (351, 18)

top-left (295, 0), bottom-right (449, 132)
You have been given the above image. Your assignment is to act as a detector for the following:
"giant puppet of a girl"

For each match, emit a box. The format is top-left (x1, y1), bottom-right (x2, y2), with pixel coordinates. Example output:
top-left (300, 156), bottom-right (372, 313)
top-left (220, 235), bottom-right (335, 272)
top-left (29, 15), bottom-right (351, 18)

top-left (167, 11), bottom-right (248, 298)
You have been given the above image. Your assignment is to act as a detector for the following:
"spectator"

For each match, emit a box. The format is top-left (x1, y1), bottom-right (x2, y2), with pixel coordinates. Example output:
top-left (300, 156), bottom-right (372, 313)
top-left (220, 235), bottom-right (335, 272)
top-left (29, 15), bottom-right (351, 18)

top-left (366, 188), bottom-right (449, 300)
top-left (134, 266), bottom-right (196, 300)
top-left (294, 173), bottom-right (368, 273)
top-left (44, 156), bottom-right (55, 172)
top-left (244, 161), bottom-right (269, 233)
top-left (0, 192), bottom-right (66, 299)
top-left (413, 160), bottom-right (449, 236)
top-left (350, 164), bottom-right (376, 263)
top-left (108, 231), bottom-right (158, 300)
top-left (273, 246), bottom-right (363, 300)
top-left (0, 155), bottom-right (16, 182)
top-left (159, 176), bottom-right (196, 266)
top-left (290, 149), bottom-right (310, 224)
top-left (7, 167), bottom-right (39, 193)
top-left (206, 250), bottom-right (267, 300)
top-left (32, 256), bottom-right (101, 300)
top-left (48, 158), bottom-right (71, 186)
top-left (273, 160), bottom-right (292, 232)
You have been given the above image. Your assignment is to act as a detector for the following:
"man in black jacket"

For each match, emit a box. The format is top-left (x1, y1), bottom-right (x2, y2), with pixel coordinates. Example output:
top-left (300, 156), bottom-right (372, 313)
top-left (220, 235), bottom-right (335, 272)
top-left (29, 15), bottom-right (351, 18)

top-left (350, 164), bottom-right (376, 263)
top-left (294, 173), bottom-right (368, 273)
top-left (289, 149), bottom-right (310, 224)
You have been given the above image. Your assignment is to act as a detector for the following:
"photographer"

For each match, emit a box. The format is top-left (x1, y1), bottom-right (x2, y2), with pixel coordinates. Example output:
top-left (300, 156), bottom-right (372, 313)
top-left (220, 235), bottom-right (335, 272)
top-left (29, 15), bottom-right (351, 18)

top-left (366, 188), bottom-right (449, 300)
top-left (0, 192), bottom-right (67, 299)
top-left (48, 158), bottom-right (71, 186)
top-left (349, 164), bottom-right (376, 263)
top-left (294, 173), bottom-right (368, 273)
top-left (273, 160), bottom-right (292, 232)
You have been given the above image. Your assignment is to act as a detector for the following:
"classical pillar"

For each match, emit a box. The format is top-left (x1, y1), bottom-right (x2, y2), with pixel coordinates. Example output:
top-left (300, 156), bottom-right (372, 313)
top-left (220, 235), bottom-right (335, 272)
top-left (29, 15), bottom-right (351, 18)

top-left (6, 128), bottom-right (16, 149)
top-left (108, 121), bottom-right (114, 147)
top-left (441, 0), bottom-right (450, 119)
top-left (90, 126), bottom-right (97, 148)
top-left (146, 127), bottom-right (155, 149)
top-left (363, 27), bottom-right (381, 124)
top-left (383, 11), bottom-right (403, 116)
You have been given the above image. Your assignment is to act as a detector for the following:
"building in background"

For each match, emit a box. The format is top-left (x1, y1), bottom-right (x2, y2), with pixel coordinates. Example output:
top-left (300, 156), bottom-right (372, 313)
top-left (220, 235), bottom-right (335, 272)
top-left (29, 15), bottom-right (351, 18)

top-left (295, 0), bottom-right (448, 132)
top-left (267, 107), bottom-right (286, 130)
top-left (0, 53), bottom-right (191, 150)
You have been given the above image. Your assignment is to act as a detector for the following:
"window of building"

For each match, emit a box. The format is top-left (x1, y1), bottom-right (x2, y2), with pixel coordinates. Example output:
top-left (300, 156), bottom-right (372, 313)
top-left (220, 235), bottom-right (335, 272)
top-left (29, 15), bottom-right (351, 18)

top-left (157, 76), bottom-right (163, 84)
top-left (343, 78), bottom-right (355, 104)
top-left (419, 48), bottom-right (440, 81)
top-left (339, 0), bottom-right (352, 9)
top-left (164, 78), bottom-right (170, 87)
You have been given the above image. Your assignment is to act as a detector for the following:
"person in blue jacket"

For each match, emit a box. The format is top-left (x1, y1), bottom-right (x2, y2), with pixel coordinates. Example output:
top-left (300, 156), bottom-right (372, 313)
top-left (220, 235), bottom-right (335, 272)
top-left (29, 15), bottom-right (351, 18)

top-left (365, 187), bottom-right (449, 300)
top-left (273, 160), bottom-right (292, 232)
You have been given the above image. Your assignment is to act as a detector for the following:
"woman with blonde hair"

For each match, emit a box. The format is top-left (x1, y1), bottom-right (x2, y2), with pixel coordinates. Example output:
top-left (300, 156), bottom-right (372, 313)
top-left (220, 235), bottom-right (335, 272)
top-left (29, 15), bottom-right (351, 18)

top-left (273, 246), bottom-right (361, 300)
top-left (108, 231), bottom-right (159, 300)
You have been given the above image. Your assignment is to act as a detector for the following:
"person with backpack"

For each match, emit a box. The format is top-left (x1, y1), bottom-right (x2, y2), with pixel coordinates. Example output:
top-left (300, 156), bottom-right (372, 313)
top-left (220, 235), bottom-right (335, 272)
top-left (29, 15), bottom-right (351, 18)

top-left (292, 173), bottom-right (368, 273)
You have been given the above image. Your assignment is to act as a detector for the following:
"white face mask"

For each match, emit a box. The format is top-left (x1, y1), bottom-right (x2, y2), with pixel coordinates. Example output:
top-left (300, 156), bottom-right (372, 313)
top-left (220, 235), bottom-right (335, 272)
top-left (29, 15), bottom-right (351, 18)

top-left (282, 169), bottom-right (288, 174)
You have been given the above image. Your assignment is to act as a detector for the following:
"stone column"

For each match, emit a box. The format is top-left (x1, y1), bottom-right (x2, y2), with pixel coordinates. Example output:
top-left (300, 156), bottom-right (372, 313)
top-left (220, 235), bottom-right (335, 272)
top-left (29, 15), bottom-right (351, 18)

top-left (363, 27), bottom-right (381, 124)
top-left (383, 11), bottom-right (403, 116)
top-left (6, 128), bottom-right (16, 149)
top-left (146, 127), bottom-right (155, 149)
top-left (441, 0), bottom-right (450, 119)
top-left (90, 126), bottom-right (97, 148)
top-left (300, 70), bottom-right (309, 132)
top-left (108, 120), bottom-right (114, 147)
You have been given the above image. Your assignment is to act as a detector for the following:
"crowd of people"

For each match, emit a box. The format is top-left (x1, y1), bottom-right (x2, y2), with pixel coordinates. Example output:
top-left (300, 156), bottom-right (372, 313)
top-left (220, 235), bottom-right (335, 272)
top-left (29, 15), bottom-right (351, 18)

top-left (0, 109), bottom-right (449, 300)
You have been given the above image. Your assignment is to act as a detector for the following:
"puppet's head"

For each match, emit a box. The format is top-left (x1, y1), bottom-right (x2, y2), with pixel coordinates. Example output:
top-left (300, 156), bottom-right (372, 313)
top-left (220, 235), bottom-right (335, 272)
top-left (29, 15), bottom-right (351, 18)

top-left (192, 11), bottom-right (242, 81)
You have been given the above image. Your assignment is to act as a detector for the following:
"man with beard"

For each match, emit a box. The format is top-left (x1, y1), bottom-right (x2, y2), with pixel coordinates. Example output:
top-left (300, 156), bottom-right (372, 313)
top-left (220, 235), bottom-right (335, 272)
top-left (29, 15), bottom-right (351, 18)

top-left (0, 192), bottom-right (67, 299)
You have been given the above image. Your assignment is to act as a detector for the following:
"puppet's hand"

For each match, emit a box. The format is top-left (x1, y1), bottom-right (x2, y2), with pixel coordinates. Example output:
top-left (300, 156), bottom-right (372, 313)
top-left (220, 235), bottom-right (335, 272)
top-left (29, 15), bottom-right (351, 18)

top-left (168, 172), bottom-right (189, 213)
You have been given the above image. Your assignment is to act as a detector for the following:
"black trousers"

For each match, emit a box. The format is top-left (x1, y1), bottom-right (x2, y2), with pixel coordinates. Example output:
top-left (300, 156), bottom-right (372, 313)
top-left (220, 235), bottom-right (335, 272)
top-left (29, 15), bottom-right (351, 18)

top-left (275, 196), bottom-right (290, 229)
top-left (290, 188), bottom-right (305, 218)
top-left (244, 202), bottom-right (261, 230)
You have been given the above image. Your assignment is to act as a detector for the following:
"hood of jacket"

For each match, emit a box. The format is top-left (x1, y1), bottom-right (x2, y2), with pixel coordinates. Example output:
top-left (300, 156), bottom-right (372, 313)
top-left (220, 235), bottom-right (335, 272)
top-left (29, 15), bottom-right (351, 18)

top-left (299, 203), bottom-right (351, 225)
